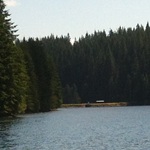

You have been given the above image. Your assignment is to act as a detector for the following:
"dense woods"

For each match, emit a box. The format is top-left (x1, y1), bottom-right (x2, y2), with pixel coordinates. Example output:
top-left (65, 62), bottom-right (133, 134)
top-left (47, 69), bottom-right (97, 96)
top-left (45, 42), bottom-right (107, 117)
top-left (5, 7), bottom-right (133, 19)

top-left (34, 24), bottom-right (150, 105)
top-left (17, 38), bottom-right (62, 113)
top-left (18, 23), bottom-right (150, 106)
top-left (1, 0), bottom-right (150, 116)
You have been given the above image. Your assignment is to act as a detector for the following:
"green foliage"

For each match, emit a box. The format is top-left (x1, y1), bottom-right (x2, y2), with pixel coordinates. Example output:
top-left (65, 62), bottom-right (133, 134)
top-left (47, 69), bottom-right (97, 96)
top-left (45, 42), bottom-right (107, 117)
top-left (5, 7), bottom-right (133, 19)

top-left (50, 63), bottom-right (63, 108)
top-left (17, 23), bottom-right (150, 108)
top-left (0, 1), bottom-right (29, 116)
top-left (17, 38), bottom-right (63, 112)
top-left (8, 22), bottom-right (150, 116)
top-left (38, 25), bottom-right (150, 105)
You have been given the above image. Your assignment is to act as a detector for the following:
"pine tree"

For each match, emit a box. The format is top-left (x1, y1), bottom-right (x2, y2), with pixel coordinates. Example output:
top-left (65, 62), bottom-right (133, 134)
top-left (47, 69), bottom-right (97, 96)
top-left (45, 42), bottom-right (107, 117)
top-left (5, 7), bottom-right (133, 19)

top-left (0, 0), bottom-right (29, 116)
top-left (49, 61), bottom-right (63, 109)
top-left (16, 39), bottom-right (40, 113)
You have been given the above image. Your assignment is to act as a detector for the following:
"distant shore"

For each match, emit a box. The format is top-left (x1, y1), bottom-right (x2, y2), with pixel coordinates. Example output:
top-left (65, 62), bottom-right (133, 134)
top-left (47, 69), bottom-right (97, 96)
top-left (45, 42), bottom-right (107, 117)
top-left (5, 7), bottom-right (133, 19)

top-left (61, 102), bottom-right (128, 108)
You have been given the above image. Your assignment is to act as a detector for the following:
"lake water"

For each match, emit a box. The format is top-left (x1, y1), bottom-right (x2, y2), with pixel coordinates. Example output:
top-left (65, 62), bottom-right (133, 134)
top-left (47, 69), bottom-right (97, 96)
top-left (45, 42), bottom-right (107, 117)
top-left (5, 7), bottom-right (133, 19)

top-left (0, 106), bottom-right (150, 150)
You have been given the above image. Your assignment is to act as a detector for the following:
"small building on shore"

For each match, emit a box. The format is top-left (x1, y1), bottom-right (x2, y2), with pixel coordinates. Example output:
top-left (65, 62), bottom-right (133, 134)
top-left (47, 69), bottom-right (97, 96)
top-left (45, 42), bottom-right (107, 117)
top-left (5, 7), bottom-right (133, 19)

top-left (96, 100), bottom-right (104, 103)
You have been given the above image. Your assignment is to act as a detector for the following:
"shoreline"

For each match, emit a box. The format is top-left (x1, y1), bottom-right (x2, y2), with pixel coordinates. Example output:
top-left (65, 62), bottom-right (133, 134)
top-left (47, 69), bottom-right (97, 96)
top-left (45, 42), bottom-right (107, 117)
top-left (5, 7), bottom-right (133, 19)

top-left (61, 102), bottom-right (128, 108)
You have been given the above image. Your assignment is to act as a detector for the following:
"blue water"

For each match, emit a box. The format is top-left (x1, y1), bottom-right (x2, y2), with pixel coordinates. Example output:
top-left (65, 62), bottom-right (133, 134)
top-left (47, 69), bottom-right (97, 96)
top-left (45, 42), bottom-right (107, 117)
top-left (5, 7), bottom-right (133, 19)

top-left (0, 106), bottom-right (150, 150)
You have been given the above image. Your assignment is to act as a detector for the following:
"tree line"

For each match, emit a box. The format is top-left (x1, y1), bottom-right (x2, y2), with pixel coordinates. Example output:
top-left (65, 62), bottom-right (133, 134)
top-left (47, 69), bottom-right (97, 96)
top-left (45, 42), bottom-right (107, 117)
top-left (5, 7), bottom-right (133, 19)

top-left (1, 0), bottom-right (150, 116)
top-left (19, 23), bottom-right (150, 105)
top-left (36, 24), bottom-right (150, 105)
top-left (71, 25), bottom-right (150, 105)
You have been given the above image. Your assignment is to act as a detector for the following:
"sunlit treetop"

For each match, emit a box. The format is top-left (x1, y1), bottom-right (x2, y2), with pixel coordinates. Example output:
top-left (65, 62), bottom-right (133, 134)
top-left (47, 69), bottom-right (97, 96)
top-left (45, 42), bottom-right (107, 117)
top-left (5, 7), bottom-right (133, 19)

top-left (0, 0), bottom-right (18, 43)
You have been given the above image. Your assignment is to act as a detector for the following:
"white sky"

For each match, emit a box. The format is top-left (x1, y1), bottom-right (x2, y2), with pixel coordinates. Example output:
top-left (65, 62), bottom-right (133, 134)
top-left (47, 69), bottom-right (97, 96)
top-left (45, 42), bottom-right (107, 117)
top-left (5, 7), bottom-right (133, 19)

top-left (4, 0), bottom-right (150, 41)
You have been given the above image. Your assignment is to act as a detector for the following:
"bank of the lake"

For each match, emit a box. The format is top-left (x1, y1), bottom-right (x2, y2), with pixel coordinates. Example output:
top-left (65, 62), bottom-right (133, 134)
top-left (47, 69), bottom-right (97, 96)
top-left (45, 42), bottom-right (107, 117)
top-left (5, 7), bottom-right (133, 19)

top-left (61, 102), bottom-right (128, 108)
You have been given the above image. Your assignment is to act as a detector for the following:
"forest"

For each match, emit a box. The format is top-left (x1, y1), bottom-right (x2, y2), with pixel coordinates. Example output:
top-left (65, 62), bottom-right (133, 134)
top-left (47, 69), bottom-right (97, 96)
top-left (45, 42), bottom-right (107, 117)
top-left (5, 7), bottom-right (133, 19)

top-left (23, 24), bottom-right (150, 106)
top-left (1, 0), bottom-right (150, 116)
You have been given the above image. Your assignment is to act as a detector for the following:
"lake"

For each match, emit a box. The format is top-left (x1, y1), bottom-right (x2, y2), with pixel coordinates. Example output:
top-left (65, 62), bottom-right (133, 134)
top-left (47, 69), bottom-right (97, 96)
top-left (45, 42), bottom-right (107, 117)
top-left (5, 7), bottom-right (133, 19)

top-left (0, 106), bottom-right (150, 150)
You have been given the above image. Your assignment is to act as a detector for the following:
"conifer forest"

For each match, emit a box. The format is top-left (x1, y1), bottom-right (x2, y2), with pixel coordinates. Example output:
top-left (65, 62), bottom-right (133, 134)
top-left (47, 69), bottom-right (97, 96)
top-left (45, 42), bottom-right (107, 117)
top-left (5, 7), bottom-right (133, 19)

top-left (1, 0), bottom-right (150, 116)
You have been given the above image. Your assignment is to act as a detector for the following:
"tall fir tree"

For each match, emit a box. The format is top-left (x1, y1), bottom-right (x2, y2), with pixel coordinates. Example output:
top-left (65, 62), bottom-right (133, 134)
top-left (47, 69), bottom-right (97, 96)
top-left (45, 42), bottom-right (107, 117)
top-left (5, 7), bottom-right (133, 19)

top-left (0, 0), bottom-right (29, 116)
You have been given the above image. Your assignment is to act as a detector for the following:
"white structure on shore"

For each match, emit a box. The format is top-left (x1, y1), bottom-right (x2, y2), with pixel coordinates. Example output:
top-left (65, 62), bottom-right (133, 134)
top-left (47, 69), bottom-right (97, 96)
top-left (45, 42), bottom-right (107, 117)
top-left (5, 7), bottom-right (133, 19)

top-left (96, 100), bottom-right (104, 103)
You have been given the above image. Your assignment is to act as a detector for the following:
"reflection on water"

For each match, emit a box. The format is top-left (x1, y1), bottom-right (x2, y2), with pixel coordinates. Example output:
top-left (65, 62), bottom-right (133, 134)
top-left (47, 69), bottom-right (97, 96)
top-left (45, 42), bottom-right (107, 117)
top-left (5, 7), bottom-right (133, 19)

top-left (0, 117), bottom-right (21, 149)
top-left (0, 106), bottom-right (150, 150)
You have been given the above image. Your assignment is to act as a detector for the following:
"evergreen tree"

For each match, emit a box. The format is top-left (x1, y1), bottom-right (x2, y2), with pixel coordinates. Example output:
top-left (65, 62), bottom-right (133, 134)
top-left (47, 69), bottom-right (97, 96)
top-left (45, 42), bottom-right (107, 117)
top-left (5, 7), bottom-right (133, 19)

top-left (0, 1), bottom-right (29, 116)
top-left (19, 38), bottom-right (63, 112)
top-left (49, 60), bottom-right (63, 108)
top-left (16, 39), bottom-right (40, 113)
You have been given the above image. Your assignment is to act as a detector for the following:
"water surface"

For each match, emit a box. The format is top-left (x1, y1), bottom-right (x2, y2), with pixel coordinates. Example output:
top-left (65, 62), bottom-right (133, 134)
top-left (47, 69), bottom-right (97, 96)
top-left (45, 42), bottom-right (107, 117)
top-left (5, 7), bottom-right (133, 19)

top-left (0, 106), bottom-right (150, 150)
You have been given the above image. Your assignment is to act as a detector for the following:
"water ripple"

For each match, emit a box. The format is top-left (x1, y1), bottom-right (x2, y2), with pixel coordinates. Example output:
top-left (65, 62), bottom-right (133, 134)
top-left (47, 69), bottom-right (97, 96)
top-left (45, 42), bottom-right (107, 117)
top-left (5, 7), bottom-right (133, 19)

top-left (0, 106), bottom-right (150, 150)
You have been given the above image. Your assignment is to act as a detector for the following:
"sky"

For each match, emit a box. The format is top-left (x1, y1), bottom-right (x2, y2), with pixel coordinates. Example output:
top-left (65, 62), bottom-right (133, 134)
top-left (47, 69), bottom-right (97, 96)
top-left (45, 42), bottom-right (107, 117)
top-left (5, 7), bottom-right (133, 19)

top-left (4, 0), bottom-right (150, 42)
